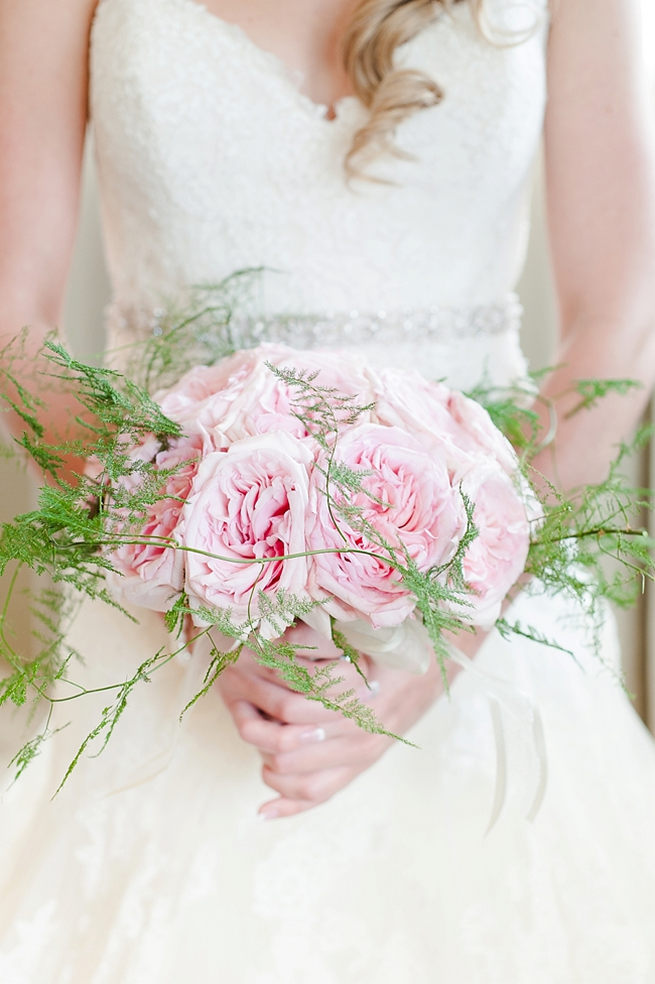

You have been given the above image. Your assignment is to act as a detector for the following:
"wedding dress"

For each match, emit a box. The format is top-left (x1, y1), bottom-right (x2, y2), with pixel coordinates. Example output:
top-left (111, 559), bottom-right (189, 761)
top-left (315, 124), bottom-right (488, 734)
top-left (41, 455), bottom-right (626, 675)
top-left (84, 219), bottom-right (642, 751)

top-left (2, 0), bottom-right (655, 981)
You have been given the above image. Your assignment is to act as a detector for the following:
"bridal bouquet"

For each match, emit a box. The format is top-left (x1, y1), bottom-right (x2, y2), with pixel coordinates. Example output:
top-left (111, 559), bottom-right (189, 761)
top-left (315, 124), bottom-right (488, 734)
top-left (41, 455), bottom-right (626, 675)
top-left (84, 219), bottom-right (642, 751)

top-left (0, 289), bottom-right (652, 785)
top-left (104, 344), bottom-right (533, 675)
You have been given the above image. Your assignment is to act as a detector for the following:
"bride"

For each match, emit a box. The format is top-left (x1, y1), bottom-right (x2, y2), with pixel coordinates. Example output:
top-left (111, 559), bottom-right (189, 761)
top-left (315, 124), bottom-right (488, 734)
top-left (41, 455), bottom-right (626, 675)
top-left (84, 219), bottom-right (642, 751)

top-left (2, 0), bottom-right (655, 980)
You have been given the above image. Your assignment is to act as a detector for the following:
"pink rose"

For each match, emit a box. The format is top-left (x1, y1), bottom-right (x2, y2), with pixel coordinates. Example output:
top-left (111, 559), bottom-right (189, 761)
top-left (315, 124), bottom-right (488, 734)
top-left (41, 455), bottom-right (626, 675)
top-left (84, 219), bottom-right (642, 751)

top-left (456, 463), bottom-right (531, 627)
top-left (275, 347), bottom-right (375, 409)
top-left (105, 437), bottom-right (201, 611)
top-left (200, 345), bottom-right (374, 445)
top-left (155, 348), bottom-right (263, 435)
top-left (195, 358), bottom-right (307, 448)
top-left (307, 423), bottom-right (467, 628)
top-left (368, 368), bottom-right (517, 480)
top-left (445, 390), bottom-right (519, 477)
top-left (368, 368), bottom-right (453, 432)
top-left (156, 345), bottom-right (375, 454)
top-left (182, 431), bottom-right (313, 636)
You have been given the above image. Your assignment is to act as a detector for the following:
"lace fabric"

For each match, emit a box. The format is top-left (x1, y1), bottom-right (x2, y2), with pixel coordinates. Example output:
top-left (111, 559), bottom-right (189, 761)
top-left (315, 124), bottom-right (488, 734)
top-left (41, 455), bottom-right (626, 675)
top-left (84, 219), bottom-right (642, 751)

top-left (90, 0), bottom-right (549, 325)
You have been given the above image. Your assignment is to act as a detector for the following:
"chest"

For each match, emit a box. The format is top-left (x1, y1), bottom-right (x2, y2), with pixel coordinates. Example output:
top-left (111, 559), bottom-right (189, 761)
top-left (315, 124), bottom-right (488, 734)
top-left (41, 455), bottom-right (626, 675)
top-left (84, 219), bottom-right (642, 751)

top-left (90, 0), bottom-right (549, 193)
top-left (89, 0), bottom-right (549, 319)
top-left (173, 0), bottom-right (359, 110)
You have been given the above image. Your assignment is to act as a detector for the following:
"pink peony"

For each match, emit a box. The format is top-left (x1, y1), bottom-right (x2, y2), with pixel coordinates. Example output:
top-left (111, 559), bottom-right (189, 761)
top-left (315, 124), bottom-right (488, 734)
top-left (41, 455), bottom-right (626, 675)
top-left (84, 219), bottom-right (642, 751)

top-left (368, 367), bottom-right (517, 480)
top-left (445, 389), bottom-right (519, 477)
top-left (182, 345), bottom-right (373, 451)
top-left (274, 347), bottom-right (375, 407)
top-left (155, 348), bottom-right (264, 435)
top-left (156, 344), bottom-right (375, 452)
top-left (182, 431), bottom-right (313, 635)
top-left (307, 423), bottom-right (468, 628)
top-left (105, 436), bottom-right (202, 611)
top-left (104, 344), bottom-right (532, 654)
top-left (194, 358), bottom-right (308, 448)
top-left (456, 463), bottom-right (531, 627)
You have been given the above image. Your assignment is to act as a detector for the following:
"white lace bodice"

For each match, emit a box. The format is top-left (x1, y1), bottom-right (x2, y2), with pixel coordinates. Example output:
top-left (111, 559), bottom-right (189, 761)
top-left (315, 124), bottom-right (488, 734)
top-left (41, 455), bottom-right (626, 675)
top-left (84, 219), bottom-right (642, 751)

top-left (89, 0), bottom-right (549, 387)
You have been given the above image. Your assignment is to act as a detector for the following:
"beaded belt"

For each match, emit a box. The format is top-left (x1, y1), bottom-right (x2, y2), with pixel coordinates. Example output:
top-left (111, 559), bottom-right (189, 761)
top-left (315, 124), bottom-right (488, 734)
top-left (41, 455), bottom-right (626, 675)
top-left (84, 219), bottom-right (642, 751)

top-left (105, 293), bottom-right (523, 350)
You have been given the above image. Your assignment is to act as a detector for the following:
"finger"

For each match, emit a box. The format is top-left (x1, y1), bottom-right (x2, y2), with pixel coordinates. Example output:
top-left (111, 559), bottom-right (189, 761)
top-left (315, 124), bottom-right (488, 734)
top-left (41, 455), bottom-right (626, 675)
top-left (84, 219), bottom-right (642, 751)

top-left (261, 764), bottom-right (354, 804)
top-left (258, 796), bottom-right (316, 821)
top-left (282, 622), bottom-right (342, 659)
top-left (259, 732), bottom-right (387, 775)
top-left (229, 700), bottom-right (332, 753)
top-left (228, 648), bottom-right (327, 681)
top-left (235, 651), bottom-right (373, 696)
top-left (221, 672), bottom-right (331, 724)
top-left (227, 668), bottom-right (379, 726)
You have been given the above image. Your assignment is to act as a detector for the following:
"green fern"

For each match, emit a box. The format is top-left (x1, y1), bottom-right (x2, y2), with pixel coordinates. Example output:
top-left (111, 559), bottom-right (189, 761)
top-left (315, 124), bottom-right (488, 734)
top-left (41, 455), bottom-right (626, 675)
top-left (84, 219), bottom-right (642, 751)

top-left (0, 282), bottom-right (653, 790)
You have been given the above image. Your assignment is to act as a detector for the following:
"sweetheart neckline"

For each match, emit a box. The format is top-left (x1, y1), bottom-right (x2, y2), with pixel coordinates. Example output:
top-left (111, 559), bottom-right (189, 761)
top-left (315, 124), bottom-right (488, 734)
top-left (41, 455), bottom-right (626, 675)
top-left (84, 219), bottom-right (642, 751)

top-left (167, 0), bottom-right (361, 125)
top-left (91, 0), bottom-right (471, 129)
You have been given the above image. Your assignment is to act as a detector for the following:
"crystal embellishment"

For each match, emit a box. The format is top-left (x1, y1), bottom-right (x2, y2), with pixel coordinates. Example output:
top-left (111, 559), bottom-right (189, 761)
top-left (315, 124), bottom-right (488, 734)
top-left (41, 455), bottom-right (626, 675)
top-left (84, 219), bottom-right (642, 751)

top-left (106, 293), bottom-right (523, 352)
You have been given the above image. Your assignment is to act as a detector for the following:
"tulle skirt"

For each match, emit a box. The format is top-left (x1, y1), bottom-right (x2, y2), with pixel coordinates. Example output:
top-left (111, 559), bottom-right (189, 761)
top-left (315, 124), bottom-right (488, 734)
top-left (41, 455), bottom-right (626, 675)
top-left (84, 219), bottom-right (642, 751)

top-left (1, 586), bottom-right (654, 983)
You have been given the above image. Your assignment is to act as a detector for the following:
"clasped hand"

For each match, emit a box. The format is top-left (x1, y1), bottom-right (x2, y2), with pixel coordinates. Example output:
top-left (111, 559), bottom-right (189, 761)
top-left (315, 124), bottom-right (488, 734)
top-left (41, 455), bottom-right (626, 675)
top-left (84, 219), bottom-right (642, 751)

top-left (218, 621), bottom-right (456, 820)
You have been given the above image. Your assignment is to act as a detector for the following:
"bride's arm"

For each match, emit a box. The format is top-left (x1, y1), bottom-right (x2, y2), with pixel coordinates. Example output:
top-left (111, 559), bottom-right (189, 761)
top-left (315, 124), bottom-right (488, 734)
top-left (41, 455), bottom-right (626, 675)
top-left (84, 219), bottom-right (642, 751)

top-left (533, 0), bottom-right (655, 488)
top-left (0, 0), bottom-right (98, 479)
top-left (223, 0), bottom-right (655, 819)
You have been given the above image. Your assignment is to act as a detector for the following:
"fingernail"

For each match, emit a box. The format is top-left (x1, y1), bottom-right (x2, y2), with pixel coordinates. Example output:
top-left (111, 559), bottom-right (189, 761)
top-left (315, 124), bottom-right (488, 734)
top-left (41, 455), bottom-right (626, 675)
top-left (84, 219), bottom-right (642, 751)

top-left (299, 727), bottom-right (326, 744)
top-left (258, 807), bottom-right (278, 821)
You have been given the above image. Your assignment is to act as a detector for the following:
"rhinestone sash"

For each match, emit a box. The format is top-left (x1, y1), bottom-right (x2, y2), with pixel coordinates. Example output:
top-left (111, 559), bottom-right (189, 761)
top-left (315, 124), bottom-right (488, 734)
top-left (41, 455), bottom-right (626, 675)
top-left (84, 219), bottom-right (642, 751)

top-left (105, 293), bottom-right (523, 352)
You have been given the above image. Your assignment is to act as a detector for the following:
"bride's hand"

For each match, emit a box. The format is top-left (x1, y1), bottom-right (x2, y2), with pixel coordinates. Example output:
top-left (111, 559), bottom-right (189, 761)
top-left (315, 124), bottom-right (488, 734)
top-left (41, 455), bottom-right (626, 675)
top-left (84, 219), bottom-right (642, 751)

top-left (217, 622), bottom-right (460, 820)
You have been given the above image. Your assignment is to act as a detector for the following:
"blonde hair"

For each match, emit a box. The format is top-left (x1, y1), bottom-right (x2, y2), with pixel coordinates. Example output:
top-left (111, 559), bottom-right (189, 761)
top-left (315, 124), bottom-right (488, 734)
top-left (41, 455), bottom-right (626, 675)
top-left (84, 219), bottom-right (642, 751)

top-left (341, 0), bottom-right (483, 178)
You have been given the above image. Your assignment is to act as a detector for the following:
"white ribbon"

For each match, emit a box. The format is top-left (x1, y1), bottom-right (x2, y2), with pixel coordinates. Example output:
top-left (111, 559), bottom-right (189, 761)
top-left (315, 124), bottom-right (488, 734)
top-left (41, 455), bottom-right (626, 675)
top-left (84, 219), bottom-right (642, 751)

top-left (447, 645), bottom-right (548, 833)
top-left (325, 615), bottom-right (549, 832)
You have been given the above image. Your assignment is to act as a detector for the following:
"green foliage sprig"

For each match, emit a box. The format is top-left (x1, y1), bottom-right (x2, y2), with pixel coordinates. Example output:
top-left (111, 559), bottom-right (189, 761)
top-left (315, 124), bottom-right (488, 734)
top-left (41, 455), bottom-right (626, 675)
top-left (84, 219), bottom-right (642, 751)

top-left (1, 284), bottom-right (653, 789)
